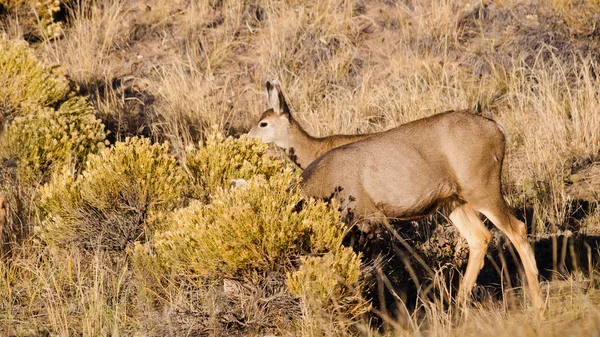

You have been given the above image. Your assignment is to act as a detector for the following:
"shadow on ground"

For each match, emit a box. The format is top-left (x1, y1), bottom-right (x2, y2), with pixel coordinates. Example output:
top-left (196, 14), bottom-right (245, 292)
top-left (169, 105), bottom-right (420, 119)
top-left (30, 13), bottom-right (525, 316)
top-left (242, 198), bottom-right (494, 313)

top-left (346, 198), bottom-right (600, 329)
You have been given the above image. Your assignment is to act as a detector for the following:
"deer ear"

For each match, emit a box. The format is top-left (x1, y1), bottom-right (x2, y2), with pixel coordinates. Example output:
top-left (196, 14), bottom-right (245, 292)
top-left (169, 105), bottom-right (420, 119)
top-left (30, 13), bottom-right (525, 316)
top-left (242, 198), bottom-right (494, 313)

top-left (265, 80), bottom-right (291, 117)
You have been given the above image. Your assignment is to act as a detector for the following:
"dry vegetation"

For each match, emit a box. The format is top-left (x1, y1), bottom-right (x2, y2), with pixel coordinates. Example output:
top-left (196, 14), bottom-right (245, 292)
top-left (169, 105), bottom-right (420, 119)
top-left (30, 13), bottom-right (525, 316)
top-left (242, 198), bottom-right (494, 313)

top-left (1, 0), bottom-right (600, 336)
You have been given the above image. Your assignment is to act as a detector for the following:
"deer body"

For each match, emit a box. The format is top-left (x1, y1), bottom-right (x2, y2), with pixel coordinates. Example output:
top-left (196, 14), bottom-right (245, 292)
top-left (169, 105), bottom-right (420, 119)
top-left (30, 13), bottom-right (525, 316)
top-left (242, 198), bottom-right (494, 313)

top-left (248, 80), bottom-right (543, 315)
top-left (301, 111), bottom-right (504, 221)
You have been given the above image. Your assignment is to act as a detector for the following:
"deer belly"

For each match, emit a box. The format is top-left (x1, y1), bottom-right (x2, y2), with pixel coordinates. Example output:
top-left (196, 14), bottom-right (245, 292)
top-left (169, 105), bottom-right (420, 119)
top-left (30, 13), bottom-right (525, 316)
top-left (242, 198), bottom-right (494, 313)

top-left (367, 177), bottom-right (458, 220)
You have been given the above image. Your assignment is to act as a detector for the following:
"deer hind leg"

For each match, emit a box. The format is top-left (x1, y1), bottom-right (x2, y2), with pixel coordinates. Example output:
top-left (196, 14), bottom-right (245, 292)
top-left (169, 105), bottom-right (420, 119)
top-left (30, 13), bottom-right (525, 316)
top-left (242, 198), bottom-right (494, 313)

top-left (449, 203), bottom-right (492, 305)
top-left (476, 199), bottom-right (543, 316)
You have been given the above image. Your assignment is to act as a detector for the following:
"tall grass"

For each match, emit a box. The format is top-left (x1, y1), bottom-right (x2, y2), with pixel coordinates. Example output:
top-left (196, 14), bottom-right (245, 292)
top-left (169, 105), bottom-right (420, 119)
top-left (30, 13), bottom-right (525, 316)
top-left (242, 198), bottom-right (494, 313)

top-left (41, 0), bottom-right (131, 89)
top-left (0, 243), bottom-right (135, 335)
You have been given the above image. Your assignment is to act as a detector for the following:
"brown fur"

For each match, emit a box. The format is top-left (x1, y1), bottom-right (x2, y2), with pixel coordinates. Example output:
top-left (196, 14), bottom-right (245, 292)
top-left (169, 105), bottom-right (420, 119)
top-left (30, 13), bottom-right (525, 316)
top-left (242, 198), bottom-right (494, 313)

top-left (300, 110), bottom-right (503, 220)
top-left (248, 80), bottom-right (544, 316)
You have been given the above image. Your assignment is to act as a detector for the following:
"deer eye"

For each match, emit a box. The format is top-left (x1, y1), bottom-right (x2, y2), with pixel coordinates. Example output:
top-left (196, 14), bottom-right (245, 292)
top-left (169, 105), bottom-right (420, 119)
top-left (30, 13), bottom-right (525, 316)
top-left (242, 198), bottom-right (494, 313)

top-left (260, 122), bottom-right (268, 127)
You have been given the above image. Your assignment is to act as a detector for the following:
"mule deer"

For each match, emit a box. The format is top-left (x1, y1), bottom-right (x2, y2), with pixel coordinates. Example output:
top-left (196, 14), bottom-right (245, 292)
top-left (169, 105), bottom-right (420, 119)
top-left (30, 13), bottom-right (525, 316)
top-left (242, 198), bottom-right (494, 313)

top-left (248, 80), bottom-right (543, 314)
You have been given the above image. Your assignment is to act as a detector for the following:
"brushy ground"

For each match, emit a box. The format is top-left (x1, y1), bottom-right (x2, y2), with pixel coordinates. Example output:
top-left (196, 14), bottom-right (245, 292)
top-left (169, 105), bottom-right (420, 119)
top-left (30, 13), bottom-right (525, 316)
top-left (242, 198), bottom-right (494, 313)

top-left (1, 0), bottom-right (600, 336)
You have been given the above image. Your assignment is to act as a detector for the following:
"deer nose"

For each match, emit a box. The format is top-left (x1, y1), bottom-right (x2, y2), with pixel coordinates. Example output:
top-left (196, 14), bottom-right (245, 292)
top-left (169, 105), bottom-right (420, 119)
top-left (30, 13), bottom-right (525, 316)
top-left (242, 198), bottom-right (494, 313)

top-left (247, 126), bottom-right (262, 140)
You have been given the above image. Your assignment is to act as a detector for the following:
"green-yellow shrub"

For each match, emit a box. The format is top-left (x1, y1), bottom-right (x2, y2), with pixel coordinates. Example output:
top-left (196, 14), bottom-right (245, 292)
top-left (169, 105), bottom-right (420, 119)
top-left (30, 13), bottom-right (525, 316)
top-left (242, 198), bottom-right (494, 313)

top-left (150, 170), bottom-right (346, 278)
top-left (0, 36), bottom-right (87, 248)
top-left (0, 0), bottom-right (63, 38)
top-left (133, 134), bottom-right (368, 333)
top-left (0, 37), bottom-right (70, 114)
top-left (287, 247), bottom-right (370, 334)
top-left (185, 132), bottom-right (289, 202)
top-left (33, 0), bottom-right (63, 38)
top-left (38, 137), bottom-right (186, 251)
top-left (1, 97), bottom-right (107, 181)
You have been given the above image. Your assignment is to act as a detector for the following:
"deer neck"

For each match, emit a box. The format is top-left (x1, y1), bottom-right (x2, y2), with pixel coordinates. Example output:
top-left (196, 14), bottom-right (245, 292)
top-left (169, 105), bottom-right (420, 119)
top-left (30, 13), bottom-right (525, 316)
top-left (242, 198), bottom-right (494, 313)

top-left (275, 119), bottom-right (328, 170)
top-left (278, 119), bottom-right (322, 169)
top-left (280, 119), bottom-right (376, 169)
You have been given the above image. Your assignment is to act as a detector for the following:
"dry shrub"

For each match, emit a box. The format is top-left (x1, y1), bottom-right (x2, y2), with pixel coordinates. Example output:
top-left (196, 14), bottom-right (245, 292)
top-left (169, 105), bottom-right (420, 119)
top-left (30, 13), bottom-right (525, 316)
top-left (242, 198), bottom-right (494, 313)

top-left (0, 37), bottom-right (70, 116)
top-left (38, 137), bottom-right (185, 251)
top-left (0, 38), bottom-right (102, 183)
top-left (259, 0), bottom-right (359, 78)
top-left (185, 132), bottom-right (291, 202)
top-left (288, 247), bottom-right (370, 336)
top-left (1, 97), bottom-right (107, 181)
top-left (133, 134), bottom-right (366, 335)
top-left (32, 0), bottom-right (62, 38)
top-left (148, 170), bottom-right (344, 278)
top-left (394, 0), bottom-right (465, 56)
top-left (0, 37), bottom-right (104, 250)
top-left (0, 0), bottom-right (64, 39)
top-left (144, 0), bottom-right (266, 148)
top-left (146, 0), bottom-right (270, 147)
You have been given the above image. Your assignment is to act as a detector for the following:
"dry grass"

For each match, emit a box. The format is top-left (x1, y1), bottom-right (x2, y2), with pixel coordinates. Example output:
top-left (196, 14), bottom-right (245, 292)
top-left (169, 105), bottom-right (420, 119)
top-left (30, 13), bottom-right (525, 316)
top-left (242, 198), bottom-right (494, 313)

top-left (372, 273), bottom-right (600, 337)
top-left (2, 0), bottom-right (600, 335)
top-left (40, 0), bottom-right (132, 89)
top-left (0, 243), bottom-right (136, 335)
top-left (3, 241), bottom-right (600, 336)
